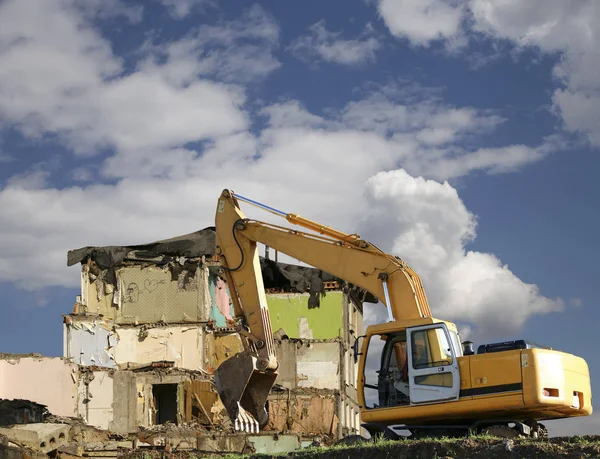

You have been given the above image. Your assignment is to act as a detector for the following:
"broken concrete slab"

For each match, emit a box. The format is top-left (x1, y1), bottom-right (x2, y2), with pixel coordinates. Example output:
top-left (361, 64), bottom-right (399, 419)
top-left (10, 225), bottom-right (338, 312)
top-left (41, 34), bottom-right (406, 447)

top-left (195, 432), bottom-right (302, 455)
top-left (0, 434), bottom-right (47, 459)
top-left (247, 434), bottom-right (301, 454)
top-left (196, 433), bottom-right (248, 454)
top-left (0, 423), bottom-right (70, 454)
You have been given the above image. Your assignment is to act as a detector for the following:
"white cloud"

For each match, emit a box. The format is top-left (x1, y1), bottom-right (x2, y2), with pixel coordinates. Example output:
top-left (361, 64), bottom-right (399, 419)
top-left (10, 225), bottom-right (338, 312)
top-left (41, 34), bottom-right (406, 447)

top-left (570, 297), bottom-right (583, 308)
top-left (71, 167), bottom-right (94, 183)
top-left (260, 101), bottom-right (328, 129)
top-left (407, 143), bottom-right (550, 181)
top-left (171, 4), bottom-right (280, 83)
top-left (359, 170), bottom-right (563, 337)
top-left (336, 86), bottom-right (556, 181)
top-left (289, 20), bottom-right (381, 65)
top-left (0, 0), bottom-right (122, 145)
top-left (158, 0), bottom-right (215, 19)
top-left (377, 0), bottom-right (465, 46)
top-left (339, 88), bottom-right (503, 138)
top-left (143, 5), bottom-right (280, 84)
top-left (6, 169), bottom-right (50, 190)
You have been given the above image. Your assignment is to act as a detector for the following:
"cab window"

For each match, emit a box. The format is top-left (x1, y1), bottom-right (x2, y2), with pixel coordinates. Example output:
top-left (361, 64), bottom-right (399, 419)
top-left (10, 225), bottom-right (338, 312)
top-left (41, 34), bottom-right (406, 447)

top-left (362, 332), bottom-right (410, 409)
top-left (411, 327), bottom-right (453, 369)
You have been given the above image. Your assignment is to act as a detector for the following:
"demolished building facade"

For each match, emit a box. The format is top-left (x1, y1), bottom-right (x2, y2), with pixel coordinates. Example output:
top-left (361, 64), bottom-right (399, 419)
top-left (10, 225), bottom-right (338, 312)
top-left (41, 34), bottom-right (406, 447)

top-left (1, 227), bottom-right (366, 455)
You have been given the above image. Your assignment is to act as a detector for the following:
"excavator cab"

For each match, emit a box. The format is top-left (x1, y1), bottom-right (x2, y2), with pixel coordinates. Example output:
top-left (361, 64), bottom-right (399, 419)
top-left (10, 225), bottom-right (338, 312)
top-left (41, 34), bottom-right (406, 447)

top-left (361, 320), bottom-right (461, 410)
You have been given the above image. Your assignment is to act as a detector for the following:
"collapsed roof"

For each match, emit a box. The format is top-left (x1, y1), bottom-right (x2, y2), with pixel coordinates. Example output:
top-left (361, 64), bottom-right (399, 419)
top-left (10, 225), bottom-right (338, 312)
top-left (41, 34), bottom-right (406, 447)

top-left (67, 227), bottom-right (218, 269)
top-left (67, 227), bottom-right (376, 307)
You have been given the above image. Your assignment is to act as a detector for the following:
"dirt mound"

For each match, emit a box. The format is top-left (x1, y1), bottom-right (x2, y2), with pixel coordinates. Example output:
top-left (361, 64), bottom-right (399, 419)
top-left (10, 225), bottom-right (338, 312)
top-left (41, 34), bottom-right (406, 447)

top-left (275, 436), bottom-right (600, 459)
top-left (119, 436), bottom-right (600, 459)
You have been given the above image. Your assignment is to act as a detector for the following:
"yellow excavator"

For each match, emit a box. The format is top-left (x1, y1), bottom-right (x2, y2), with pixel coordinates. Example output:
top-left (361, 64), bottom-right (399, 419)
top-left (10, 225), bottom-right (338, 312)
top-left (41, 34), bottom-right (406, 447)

top-left (213, 189), bottom-right (592, 439)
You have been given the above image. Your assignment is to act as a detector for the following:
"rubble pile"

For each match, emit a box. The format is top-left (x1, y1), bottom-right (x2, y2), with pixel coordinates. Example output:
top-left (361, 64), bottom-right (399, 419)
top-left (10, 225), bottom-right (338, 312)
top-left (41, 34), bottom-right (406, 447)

top-left (0, 406), bottom-right (320, 458)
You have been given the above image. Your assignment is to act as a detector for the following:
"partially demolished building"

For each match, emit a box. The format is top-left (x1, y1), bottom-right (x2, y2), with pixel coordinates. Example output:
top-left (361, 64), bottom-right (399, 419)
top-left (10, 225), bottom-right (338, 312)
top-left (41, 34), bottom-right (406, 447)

top-left (1, 227), bottom-right (367, 455)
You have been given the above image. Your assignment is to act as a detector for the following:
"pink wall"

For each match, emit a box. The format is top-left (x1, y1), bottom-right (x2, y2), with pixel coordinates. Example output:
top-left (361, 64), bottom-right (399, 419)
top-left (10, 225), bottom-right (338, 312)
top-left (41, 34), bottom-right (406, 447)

top-left (0, 356), bottom-right (79, 417)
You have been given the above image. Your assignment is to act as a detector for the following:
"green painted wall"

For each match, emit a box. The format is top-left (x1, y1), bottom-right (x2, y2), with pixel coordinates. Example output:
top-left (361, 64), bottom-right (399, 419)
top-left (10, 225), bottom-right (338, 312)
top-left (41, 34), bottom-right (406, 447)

top-left (266, 291), bottom-right (344, 339)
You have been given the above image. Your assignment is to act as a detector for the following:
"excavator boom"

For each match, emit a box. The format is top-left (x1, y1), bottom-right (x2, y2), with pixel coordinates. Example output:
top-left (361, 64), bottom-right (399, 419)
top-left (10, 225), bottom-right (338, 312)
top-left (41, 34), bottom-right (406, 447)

top-left (214, 189), bottom-right (432, 431)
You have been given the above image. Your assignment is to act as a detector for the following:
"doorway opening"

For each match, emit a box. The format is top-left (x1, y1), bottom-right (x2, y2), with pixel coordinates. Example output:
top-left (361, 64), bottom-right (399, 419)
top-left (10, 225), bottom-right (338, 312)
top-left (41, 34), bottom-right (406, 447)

top-left (152, 384), bottom-right (178, 425)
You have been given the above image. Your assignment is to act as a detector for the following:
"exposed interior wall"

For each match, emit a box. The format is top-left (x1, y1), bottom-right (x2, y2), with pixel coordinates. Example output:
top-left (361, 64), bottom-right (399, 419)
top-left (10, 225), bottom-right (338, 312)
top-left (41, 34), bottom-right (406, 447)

top-left (64, 319), bottom-right (206, 371)
top-left (77, 370), bottom-right (114, 430)
top-left (296, 341), bottom-right (341, 389)
top-left (134, 372), bottom-right (207, 429)
top-left (0, 357), bottom-right (78, 418)
top-left (183, 380), bottom-right (219, 425)
top-left (65, 320), bottom-right (118, 368)
top-left (81, 265), bottom-right (211, 324)
top-left (342, 293), bottom-right (362, 399)
top-left (267, 390), bottom-right (340, 436)
top-left (267, 292), bottom-right (344, 339)
top-left (113, 326), bottom-right (205, 370)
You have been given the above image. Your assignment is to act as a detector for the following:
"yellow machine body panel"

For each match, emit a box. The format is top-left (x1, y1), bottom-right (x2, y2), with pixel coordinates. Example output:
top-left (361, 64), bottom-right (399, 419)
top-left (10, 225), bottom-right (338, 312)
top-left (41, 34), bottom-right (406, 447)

top-left (359, 321), bottom-right (592, 426)
top-left (521, 348), bottom-right (592, 418)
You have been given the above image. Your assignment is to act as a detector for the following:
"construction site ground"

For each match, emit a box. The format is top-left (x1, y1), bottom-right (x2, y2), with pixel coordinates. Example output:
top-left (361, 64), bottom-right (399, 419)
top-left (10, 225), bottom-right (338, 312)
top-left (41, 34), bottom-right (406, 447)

top-left (119, 435), bottom-right (600, 459)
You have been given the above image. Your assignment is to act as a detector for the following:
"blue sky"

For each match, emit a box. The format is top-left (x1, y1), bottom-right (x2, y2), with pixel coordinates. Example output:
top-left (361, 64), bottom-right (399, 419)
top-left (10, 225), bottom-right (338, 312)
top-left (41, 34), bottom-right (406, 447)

top-left (0, 0), bottom-right (598, 435)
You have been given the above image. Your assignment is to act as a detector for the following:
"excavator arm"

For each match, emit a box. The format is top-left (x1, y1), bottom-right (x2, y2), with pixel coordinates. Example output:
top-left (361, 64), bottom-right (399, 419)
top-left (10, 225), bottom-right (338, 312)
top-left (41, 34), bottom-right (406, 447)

top-left (214, 189), bottom-right (432, 432)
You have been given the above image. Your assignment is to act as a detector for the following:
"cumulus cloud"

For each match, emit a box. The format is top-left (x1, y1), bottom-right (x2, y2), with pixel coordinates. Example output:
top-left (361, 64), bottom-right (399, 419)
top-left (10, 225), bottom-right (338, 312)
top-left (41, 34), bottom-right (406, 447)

top-left (377, 0), bottom-right (465, 46)
top-left (289, 20), bottom-right (381, 65)
top-left (359, 170), bottom-right (563, 337)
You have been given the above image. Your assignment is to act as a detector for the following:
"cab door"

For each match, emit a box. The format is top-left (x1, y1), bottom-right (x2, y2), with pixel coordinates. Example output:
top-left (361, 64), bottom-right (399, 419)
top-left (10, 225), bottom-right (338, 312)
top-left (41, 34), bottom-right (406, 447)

top-left (407, 323), bottom-right (460, 404)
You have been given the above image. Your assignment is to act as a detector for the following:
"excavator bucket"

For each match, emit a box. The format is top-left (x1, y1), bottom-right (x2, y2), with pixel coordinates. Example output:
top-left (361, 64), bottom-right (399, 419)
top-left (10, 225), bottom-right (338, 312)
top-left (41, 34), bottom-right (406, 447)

top-left (214, 350), bottom-right (278, 433)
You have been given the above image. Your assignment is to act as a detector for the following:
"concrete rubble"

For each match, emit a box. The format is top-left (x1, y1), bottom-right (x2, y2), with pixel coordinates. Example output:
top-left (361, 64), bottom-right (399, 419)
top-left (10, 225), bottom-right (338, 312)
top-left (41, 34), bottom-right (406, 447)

top-left (0, 399), bottom-right (48, 426)
top-left (0, 228), bottom-right (369, 457)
